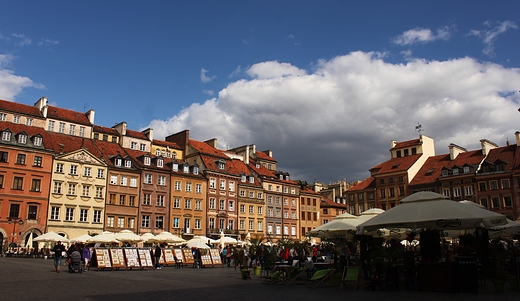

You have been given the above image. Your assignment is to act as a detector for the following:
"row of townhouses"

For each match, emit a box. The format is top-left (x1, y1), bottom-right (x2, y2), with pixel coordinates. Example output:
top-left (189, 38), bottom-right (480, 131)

top-left (345, 134), bottom-right (520, 222)
top-left (1, 97), bottom-right (336, 248)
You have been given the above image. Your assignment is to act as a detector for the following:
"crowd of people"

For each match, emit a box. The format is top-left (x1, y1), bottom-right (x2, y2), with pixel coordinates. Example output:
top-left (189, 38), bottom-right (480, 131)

top-left (51, 241), bottom-right (91, 273)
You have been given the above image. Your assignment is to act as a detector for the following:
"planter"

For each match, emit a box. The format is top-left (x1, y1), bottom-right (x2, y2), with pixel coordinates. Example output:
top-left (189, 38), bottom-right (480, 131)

top-left (254, 266), bottom-right (262, 276)
top-left (492, 279), bottom-right (506, 293)
top-left (240, 268), bottom-right (251, 280)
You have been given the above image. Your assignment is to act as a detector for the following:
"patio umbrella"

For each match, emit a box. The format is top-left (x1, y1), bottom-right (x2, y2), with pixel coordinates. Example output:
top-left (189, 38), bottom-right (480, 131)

top-left (33, 231), bottom-right (69, 243)
top-left (149, 231), bottom-right (185, 243)
top-left (87, 231), bottom-right (118, 243)
top-left (140, 233), bottom-right (156, 243)
top-left (115, 230), bottom-right (143, 243)
top-left (69, 234), bottom-right (93, 243)
top-left (191, 235), bottom-right (217, 245)
top-left (307, 213), bottom-right (360, 239)
top-left (25, 232), bottom-right (34, 248)
top-left (186, 240), bottom-right (211, 249)
top-left (357, 191), bottom-right (508, 233)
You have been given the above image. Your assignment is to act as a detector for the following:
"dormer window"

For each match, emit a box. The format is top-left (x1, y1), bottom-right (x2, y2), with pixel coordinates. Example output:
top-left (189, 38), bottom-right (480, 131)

top-left (125, 160), bottom-right (132, 168)
top-left (241, 175), bottom-right (246, 182)
top-left (217, 160), bottom-right (225, 170)
top-left (33, 136), bottom-right (42, 146)
top-left (463, 166), bottom-right (470, 173)
top-left (256, 163), bottom-right (260, 168)
top-left (452, 168), bottom-right (459, 175)
top-left (442, 169), bottom-right (448, 176)
top-left (249, 176), bottom-right (254, 184)
top-left (115, 158), bottom-right (122, 167)
top-left (157, 158), bottom-right (164, 168)
top-left (18, 134), bottom-right (27, 144)
top-left (172, 152), bottom-right (176, 159)
top-left (279, 174), bottom-right (283, 180)
top-left (155, 149), bottom-right (161, 156)
top-left (193, 166), bottom-right (199, 175)
top-left (144, 156), bottom-right (151, 166)
top-left (173, 161), bottom-right (178, 172)
top-left (2, 130), bottom-right (11, 141)
top-left (183, 163), bottom-right (189, 173)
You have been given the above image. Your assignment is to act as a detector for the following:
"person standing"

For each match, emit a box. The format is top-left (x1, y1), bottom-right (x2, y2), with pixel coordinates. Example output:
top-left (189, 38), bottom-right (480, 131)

top-left (154, 244), bottom-right (162, 270)
top-left (52, 241), bottom-right (65, 273)
top-left (82, 244), bottom-right (91, 272)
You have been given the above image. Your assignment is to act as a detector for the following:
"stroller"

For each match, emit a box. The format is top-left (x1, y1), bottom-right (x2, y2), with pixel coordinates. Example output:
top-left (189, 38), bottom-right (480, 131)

top-left (68, 250), bottom-right (83, 273)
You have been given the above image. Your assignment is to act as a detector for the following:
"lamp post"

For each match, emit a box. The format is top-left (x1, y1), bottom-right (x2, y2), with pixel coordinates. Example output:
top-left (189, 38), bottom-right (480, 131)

top-left (8, 218), bottom-right (24, 246)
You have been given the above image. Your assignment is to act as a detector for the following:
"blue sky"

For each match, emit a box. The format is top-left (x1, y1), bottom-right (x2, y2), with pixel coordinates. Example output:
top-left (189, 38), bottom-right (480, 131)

top-left (1, 1), bottom-right (519, 184)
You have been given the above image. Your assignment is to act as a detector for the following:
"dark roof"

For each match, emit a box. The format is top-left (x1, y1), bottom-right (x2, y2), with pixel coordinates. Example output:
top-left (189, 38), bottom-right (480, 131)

top-left (47, 106), bottom-right (91, 125)
top-left (0, 99), bottom-right (41, 117)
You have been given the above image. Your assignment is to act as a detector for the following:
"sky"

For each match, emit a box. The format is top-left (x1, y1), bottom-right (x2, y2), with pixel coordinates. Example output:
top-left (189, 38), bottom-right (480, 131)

top-left (1, 1), bottom-right (520, 184)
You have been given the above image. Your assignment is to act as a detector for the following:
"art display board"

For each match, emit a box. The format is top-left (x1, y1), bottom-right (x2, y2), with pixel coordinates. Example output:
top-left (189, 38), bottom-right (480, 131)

top-left (201, 254), bottom-right (213, 267)
top-left (174, 249), bottom-right (184, 263)
top-left (110, 249), bottom-right (127, 269)
top-left (182, 249), bottom-right (195, 265)
top-left (124, 248), bottom-right (140, 269)
top-left (163, 249), bottom-right (176, 265)
top-left (209, 249), bottom-right (222, 265)
top-left (94, 248), bottom-right (112, 270)
top-left (138, 248), bottom-right (154, 268)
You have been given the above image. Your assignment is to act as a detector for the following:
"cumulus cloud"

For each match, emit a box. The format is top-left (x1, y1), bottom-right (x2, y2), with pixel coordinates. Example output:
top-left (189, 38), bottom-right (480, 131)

top-left (393, 26), bottom-right (452, 46)
top-left (147, 52), bottom-right (520, 183)
top-left (202, 89), bottom-right (214, 96)
top-left (200, 68), bottom-right (216, 83)
top-left (0, 54), bottom-right (44, 100)
top-left (38, 38), bottom-right (60, 46)
top-left (469, 20), bottom-right (518, 57)
top-left (11, 33), bottom-right (31, 46)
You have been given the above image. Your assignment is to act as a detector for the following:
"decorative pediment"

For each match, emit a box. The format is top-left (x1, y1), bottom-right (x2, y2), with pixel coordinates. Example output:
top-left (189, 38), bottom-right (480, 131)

top-left (58, 149), bottom-right (105, 166)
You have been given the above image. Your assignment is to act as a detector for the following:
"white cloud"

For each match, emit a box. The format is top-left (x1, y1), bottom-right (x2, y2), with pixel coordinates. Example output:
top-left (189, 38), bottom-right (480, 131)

top-left (0, 54), bottom-right (43, 100)
top-left (38, 38), bottom-right (60, 46)
top-left (200, 68), bottom-right (216, 83)
top-left (393, 26), bottom-right (452, 46)
top-left (11, 33), bottom-right (31, 46)
top-left (147, 52), bottom-right (520, 183)
top-left (202, 89), bottom-right (214, 96)
top-left (229, 65), bottom-right (243, 78)
top-left (469, 20), bottom-right (518, 57)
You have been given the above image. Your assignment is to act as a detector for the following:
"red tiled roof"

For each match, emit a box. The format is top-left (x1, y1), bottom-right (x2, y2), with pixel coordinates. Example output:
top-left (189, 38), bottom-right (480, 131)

top-left (255, 151), bottom-right (276, 162)
top-left (93, 125), bottom-right (120, 136)
top-left (45, 131), bottom-right (103, 159)
top-left (153, 139), bottom-right (181, 149)
top-left (346, 177), bottom-right (375, 192)
top-left (125, 129), bottom-right (149, 140)
top-left (0, 121), bottom-right (48, 143)
top-left (189, 139), bottom-right (228, 159)
top-left (370, 154), bottom-right (422, 175)
top-left (391, 138), bottom-right (421, 150)
top-left (0, 99), bottom-right (41, 117)
top-left (248, 159), bottom-right (277, 179)
top-left (483, 145), bottom-right (517, 170)
top-left (320, 195), bottom-right (344, 209)
top-left (92, 140), bottom-right (132, 168)
top-left (47, 106), bottom-right (91, 125)
top-left (300, 187), bottom-right (320, 195)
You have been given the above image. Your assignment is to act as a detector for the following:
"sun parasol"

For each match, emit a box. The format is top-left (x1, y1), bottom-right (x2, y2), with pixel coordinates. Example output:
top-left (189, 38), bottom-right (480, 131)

top-left (149, 231), bottom-right (185, 243)
top-left (307, 212), bottom-right (360, 238)
top-left (33, 231), bottom-right (69, 243)
top-left (357, 191), bottom-right (508, 233)
top-left (69, 233), bottom-right (93, 243)
top-left (115, 230), bottom-right (144, 243)
top-left (87, 231), bottom-right (118, 243)
top-left (186, 239), bottom-right (211, 249)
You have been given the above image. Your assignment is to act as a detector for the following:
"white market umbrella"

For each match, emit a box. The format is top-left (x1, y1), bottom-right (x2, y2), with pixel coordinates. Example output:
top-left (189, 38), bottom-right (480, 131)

top-left (25, 232), bottom-right (34, 248)
top-left (357, 191), bottom-right (508, 233)
top-left (34, 231), bottom-right (69, 243)
top-left (191, 235), bottom-right (217, 245)
top-left (149, 231), bottom-right (185, 243)
top-left (69, 234), bottom-right (93, 243)
top-left (87, 231), bottom-right (118, 243)
top-left (307, 212), bottom-right (360, 238)
top-left (140, 233), bottom-right (156, 243)
top-left (220, 236), bottom-right (238, 245)
top-left (116, 230), bottom-right (144, 243)
top-left (186, 240), bottom-right (211, 249)
top-left (488, 219), bottom-right (520, 238)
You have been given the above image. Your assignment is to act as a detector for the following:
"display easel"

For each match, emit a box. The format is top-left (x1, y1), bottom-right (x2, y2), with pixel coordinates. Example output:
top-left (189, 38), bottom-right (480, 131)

top-left (138, 248), bottom-right (154, 269)
top-left (174, 249), bottom-right (184, 268)
top-left (182, 249), bottom-right (195, 266)
top-left (124, 248), bottom-right (141, 270)
top-left (201, 253), bottom-right (213, 267)
top-left (93, 248), bottom-right (112, 271)
top-left (209, 249), bottom-right (223, 266)
top-left (110, 249), bottom-right (127, 270)
top-left (163, 249), bottom-right (176, 266)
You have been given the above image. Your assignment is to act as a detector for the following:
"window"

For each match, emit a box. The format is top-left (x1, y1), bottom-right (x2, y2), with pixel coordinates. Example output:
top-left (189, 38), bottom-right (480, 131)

top-left (195, 219), bottom-right (201, 229)
top-left (115, 158), bottom-right (122, 167)
top-left (144, 157), bottom-right (151, 165)
top-left (258, 206), bottom-right (263, 215)
top-left (80, 209), bottom-right (88, 222)
top-left (140, 144), bottom-right (146, 151)
top-left (28, 205), bottom-right (37, 220)
top-left (173, 198), bottom-right (180, 208)
top-left (209, 198), bottom-right (215, 209)
top-left (33, 136), bottom-right (42, 146)
top-left (240, 204), bottom-right (245, 213)
top-left (110, 175), bottom-right (118, 185)
top-left (1, 131), bottom-right (11, 141)
top-left (220, 180), bottom-right (226, 190)
top-left (119, 195), bottom-right (125, 205)
top-left (174, 181), bottom-right (181, 191)
top-left (96, 187), bottom-right (103, 198)
top-left (219, 200), bottom-right (225, 210)
top-left (107, 216), bottom-right (115, 227)
top-left (109, 194), bottom-right (116, 204)
top-left (144, 174), bottom-right (152, 184)
top-left (97, 169), bottom-right (104, 178)
top-left (0, 151), bottom-right (8, 162)
top-left (240, 190), bottom-right (246, 197)
top-left (70, 165), bottom-right (78, 175)
top-left (442, 189), bottom-right (450, 197)
top-left (492, 197), bottom-right (500, 208)
top-left (465, 186), bottom-right (473, 196)
top-left (196, 184), bottom-right (202, 193)
top-left (218, 160), bottom-right (225, 170)
top-left (56, 122), bottom-right (66, 134)
top-left (65, 208), bottom-right (74, 221)
top-left (0, 113), bottom-right (6, 121)
top-left (9, 203), bottom-right (20, 219)
top-left (257, 221), bottom-right (263, 231)
top-left (195, 200), bottom-right (202, 210)
top-left (78, 126), bottom-right (85, 137)
top-left (240, 220), bottom-right (245, 230)
top-left (155, 149), bottom-right (161, 156)
top-left (31, 179), bottom-right (41, 192)
top-left (379, 189), bottom-right (386, 198)
top-left (399, 187), bottom-right (405, 196)
top-left (155, 216), bottom-right (164, 229)
top-left (128, 218), bottom-right (135, 229)
top-left (93, 210), bottom-right (101, 223)
top-left (229, 181), bottom-right (235, 192)
top-left (504, 196), bottom-right (512, 207)
top-left (16, 154), bottom-right (26, 165)
top-left (120, 176), bottom-right (127, 186)
top-left (67, 183), bottom-right (76, 195)
top-left (502, 179), bottom-right (510, 189)
top-left (130, 142), bottom-right (138, 149)
top-left (157, 159), bottom-right (164, 168)
top-left (129, 195), bottom-right (135, 206)
top-left (93, 133), bottom-right (99, 140)
top-left (478, 182), bottom-right (486, 191)
top-left (158, 175), bottom-right (166, 186)
top-left (209, 218), bottom-right (215, 229)
top-left (141, 216), bottom-right (150, 228)
top-left (454, 187), bottom-right (461, 197)
top-left (130, 178), bottom-right (137, 187)
top-left (143, 194), bottom-right (151, 205)
top-left (249, 205), bottom-right (254, 214)
top-left (13, 177), bottom-right (23, 190)
top-left (30, 156), bottom-right (42, 167)
top-left (83, 167), bottom-right (91, 177)
top-left (48, 120), bottom-right (55, 131)
top-left (18, 134), bottom-right (27, 144)
top-left (228, 220), bottom-right (234, 230)
top-left (125, 160), bottom-right (132, 168)
top-left (69, 124), bottom-right (75, 135)
top-left (118, 217), bottom-right (125, 228)
top-left (209, 178), bottom-right (216, 189)
top-left (50, 207), bottom-right (60, 220)
top-left (184, 199), bottom-right (191, 209)
top-left (172, 217), bottom-right (180, 228)
top-left (53, 182), bottom-right (62, 194)
top-left (185, 182), bottom-right (192, 192)
top-left (490, 181), bottom-right (498, 190)
top-left (157, 195), bottom-right (165, 207)
top-left (102, 134), bottom-right (108, 141)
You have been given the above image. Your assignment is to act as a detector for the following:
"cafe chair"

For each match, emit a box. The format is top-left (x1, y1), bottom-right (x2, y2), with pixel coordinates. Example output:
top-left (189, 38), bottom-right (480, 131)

top-left (340, 266), bottom-right (360, 290)
top-left (284, 266), bottom-right (307, 286)
top-left (307, 268), bottom-right (335, 288)
top-left (262, 270), bottom-right (284, 284)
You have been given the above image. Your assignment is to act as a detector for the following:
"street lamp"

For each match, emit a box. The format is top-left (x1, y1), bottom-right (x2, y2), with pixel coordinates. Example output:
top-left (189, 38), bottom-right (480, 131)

top-left (8, 218), bottom-right (24, 246)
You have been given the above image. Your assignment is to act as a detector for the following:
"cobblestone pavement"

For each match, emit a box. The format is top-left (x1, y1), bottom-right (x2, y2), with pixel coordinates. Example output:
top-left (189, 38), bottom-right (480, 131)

top-left (0, 257), bottom-right (518, 301)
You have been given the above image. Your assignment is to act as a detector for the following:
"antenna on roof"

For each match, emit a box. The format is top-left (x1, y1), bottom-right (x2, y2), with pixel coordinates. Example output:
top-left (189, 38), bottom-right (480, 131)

top-left (415, 123), bottom-right (423, 134)
top-left (84, 103), bottom-right (89, 112)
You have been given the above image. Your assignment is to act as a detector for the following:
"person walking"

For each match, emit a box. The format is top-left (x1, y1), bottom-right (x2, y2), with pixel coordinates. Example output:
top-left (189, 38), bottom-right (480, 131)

top-left (51, 241), bottom-right (65, 273)
top-left (82, 244), bottom-right (91, 272)
top-left (154, 244), bottom-right (163, 270)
